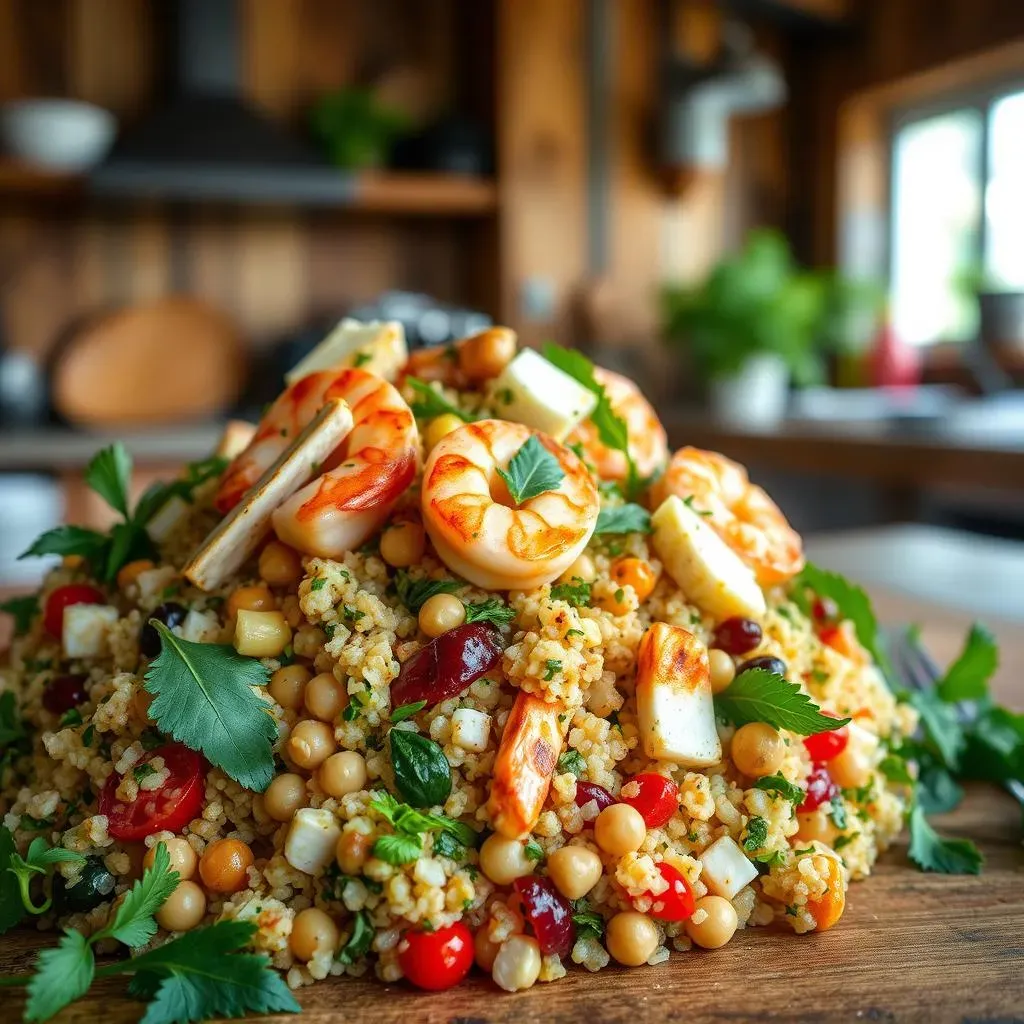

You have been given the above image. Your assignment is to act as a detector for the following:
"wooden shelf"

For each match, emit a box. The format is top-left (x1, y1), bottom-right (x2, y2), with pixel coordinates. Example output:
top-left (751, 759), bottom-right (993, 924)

top-left (0, 160), bottom-right (496, 215)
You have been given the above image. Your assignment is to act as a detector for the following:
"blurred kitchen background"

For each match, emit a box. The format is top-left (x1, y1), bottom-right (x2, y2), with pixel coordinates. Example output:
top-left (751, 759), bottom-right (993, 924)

top-left (0, 0), bottom-right (1023, 592)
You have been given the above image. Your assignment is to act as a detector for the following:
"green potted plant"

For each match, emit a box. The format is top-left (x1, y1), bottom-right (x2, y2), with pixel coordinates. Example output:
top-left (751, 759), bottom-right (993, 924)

top-left (662, 230), bottom-right (829, 426)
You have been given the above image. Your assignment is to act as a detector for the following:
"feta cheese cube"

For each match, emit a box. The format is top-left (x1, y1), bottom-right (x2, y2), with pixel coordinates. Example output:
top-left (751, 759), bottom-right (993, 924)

top-left (145, 495), bottom-right (192, 544)
top-left (285, 319), bottom-right (407, 384)
top-left (489, 349), bottom-right (598, 440)
top-left (451, 707), bottom-right (492, 752)
top-left (284, 807), bottom-right (341, 875)
top-left (62, 604), bottom-right (119, 659)
top-left (699, 835), bottom-right (758, 900)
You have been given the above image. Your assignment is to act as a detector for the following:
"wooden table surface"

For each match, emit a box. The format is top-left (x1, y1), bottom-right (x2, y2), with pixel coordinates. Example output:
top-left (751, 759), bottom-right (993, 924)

top-left (2, 586), bottom-right (1022, 1023)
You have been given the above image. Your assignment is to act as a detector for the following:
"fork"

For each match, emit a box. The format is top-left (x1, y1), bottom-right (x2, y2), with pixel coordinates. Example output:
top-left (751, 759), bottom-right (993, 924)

top-left (883, 626), bottom-right (1024, 807)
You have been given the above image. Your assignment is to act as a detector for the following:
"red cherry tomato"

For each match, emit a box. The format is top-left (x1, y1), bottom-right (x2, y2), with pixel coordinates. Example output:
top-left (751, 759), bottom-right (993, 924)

top-left (618, 773), bottom-right (679, 829)
top-left (44, 584), bottom-right (105, 638)
top-left (803, 713), bottom-right (849, 763)
top-left (799, 764), bottom-right (839, 812)
top-left (632, 862), bottom-right (695, 922)
top-left (398, 922), bottom-right (474, 991)
top-left (818, 625), bottom-right (843, 650)
top-left (99, 743), bottom-right (205, 840)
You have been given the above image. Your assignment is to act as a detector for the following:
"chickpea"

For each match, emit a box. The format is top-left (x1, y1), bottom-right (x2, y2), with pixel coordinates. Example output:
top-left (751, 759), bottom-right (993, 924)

top-left (458, 327), bottom-right (517, 381)
top-left (234, 609), bottom-right (291, 658)
top-left (287, 719), bottom-right (337, 770)
top-left (479, 834), bottom-right (536, 886)
top-left (730, 722), bottom-right (786, 778)
top-left (264, 773), bottom-right (308, 822)
top-left (290, 907), bottom-right (340, 961)
top-left (547, 845), bottom-right (603, 900)
top-left (594, 803), bottom-right (646, 857)
top-left (318, 751), bottom-right (368, 798)
top-left (829, 744), bottom-right (872, 789)
top-left (336, 829), bottom-right (371, 874)
top-left (155, 880), bottom-right (207, 932)
top-left (606, 911), bottom-right (659, 966)
top-left (379, 522), bottom-right (426, 568)
top-left (708, 648), bottom-right (736, 694)
top-left (610, 557), bottom-right (658, 603)
top-left (558, 553), bottom-right (596, 584)
top-left (418, 593), bottom-right (466, 638)
top-left (425, 413), bottom-right (464, 450)
top-left (474, 928), bottom-right (501, 972)
top-left (280, 594), bottom-right (303, 629)
top-left (304, 672), bottom-right (348, 722)
top-left (199, 838), bottom-right (254, 894)
top-left (796, 809), bottom-right (835, 845)
top-left (685, 895), bottom-right (738, 949)
top-left (258, 541), bottom-right (303, 587)
top-left (227, 584), bottom-right (276, 619)
top-left (117, 559), bottom-right (155, 591)
top-left (491, 934), bottom-right (542, 992)
top-left (145, 837), bottom-right (197, 880)
top-left (269, 664), bottom-right (311, 711)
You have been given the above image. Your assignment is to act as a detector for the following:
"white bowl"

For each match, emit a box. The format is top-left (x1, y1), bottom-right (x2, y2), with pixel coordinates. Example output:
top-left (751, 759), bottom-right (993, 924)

top-left (0, 99), bottom-right (116, 171)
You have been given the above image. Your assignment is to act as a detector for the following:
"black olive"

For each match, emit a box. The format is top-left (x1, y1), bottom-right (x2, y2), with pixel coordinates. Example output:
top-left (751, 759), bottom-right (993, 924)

top-left (737, 654), bottom-right (788, 677)
top-left (58, 856), bottom-right (116, 913)
top-left (140, 602), bottom-right (188, 658)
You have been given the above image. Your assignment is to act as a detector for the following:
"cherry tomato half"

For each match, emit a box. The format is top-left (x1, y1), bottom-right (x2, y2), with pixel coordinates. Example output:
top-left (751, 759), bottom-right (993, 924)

top-left (803, 713), bottom-right (849, 763)
top-left (618, 773), bottom-right (679, 829)
top-left (99, 743), bottom-right (205, 841)
top-left (632, 862), bottom-right (696, 922)
top-left (799, 764), bottom-right (839, 813)
top-left (44, 584), bottom-right (105, 639)
top-left (398, 921), bottom-right (474, 991)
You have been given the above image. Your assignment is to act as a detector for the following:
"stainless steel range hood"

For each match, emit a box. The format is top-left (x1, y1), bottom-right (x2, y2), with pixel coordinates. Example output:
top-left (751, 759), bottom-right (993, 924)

top-left (90, 0), bottom-right (356, 204)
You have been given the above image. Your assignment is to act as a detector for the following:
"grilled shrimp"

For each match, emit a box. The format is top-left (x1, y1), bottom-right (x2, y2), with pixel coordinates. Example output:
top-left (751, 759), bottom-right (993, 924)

top-left (420, 419), bottom-right (600, 590)
top-left (400, 328), bottom-right (518, 388)
top-left (488, 691), bottom-right (567, 839)
top-left (566, 367), bottom-right (668, 481)
top-left (215, 367), bottom-right (418, 557)
top-left (651, 447), bottom-right (804, 585)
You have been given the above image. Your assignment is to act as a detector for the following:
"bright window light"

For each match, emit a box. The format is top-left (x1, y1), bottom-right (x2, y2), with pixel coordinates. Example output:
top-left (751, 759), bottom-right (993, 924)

top-left (985, 91), bottom-right (1024, 290)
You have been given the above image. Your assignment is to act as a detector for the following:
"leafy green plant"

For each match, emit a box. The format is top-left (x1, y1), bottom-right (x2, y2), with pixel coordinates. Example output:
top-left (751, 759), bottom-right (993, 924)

top-left (309, 88), bottom-right (409, 169)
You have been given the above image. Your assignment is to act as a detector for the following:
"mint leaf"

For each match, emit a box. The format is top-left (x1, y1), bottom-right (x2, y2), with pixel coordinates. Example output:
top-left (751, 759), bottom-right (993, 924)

top-left (144, 622), bottom-right (276, 791)
top-left (393, 572), bottom-right (461, 614)
top-left (25, 929), bottom-right (95, 1022)
top-left (908, 806), bottom-right (983, 875)
top-left (94, 842), bottom-right (178, 948)
top-left (594, 504), bottom-right (651, 535)
top-left (406, 378), bottom-right (476, 423)
top-left (752, 773), bottom-right (805, 804)
top-left (463, 598), bottom-right (516, 628)
top-left (496, 435), bottom-right (565, 505)
top-left (0, 595), bottom-right (38, 636)
top-left (85, 443), bottom-right (132, 518)
top-left (714, 669), bottom-right (850, 735)
top-left (936, 623), bottom-right (998, 703)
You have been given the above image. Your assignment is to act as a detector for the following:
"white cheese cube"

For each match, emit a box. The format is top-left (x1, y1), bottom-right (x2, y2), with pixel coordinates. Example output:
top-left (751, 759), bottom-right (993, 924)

top-left (489, 349), bottom-right (598, 440)
top-left (145, 495), bottom-right (192, 544)
top-left (451, 707), bottom-right (492, 752)
top-left (136, 565), bottom-right (180, 602)
top-left (651, 495), bottom-right (766, 621)
top-left (847, 720), bottom-right (881, 763)
top-left (285, 319), bottom-right (408, 384)
top-left (181, 609), bottom-right (222, 644)
top-left (699, 835), bottom-right (758, 900)
top-left (284, 807), bottom-right (341, 875)
top-left (62, 604), bottom-right (119, 659)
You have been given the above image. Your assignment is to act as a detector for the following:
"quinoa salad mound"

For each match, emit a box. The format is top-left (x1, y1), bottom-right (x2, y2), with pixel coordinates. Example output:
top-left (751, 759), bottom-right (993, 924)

top-left (1, 321), bottom-right (942, 1020)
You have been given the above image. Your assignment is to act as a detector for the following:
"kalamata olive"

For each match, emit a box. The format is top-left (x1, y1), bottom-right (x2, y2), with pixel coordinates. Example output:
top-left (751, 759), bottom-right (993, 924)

top-left (390, 623), bottom-right (503, 709)
top-left (712, 617), bottom-right (763, 656)
top-left (58, 856), bottom-right (116, 912)
top-left (574, 781), bottom-right (616, 813)
top-left (42, 674), bottom-right (89, 715)
top-left (140, 602), bottom-right (188, 658)
top-left (737, 655), bottom-right (787, 678)
top-left (513, 876), bottom-right (575, 956)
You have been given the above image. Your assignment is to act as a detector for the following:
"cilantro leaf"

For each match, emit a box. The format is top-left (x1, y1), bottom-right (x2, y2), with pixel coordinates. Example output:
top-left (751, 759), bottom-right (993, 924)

top-left (0, 595), bottom-right (38, 636)
top-left (393, 572), bottom-right (461, 614)
top-left (369, 792), bottom-right (477, 848)
top-left (907, 806), bottom-right (983, 875)
top-left (94, 842), bottom-right (178, 948)
top-left (25, 929), bottom-right (95, 1023)
top-left (372, 832), bottom-right (423, 865)
top-left (144, 622), bottom-right (276, 792)
top-left (85, 443), bottom-right (132, 518)
top-left (337, 909), bottom-right (374, 965)
top-left (496, 435), bottom-right (565, 505)
top-left (714, 669), bottom-right (850, 735)
top-left (0, 691), bottom-right (25, 747)
top-left (550, 577), bottom-right (592, 606)
top-left (390, 700), bottom-right (427, 724)
top-left (463, 598), bottom-right (517, 628)
top-left (594, 504), bottom-right (651, 535)
top-left (0, 827), bottom-right (24, 934)
top-left (742, 816), bottom-right (769, 851)
top-left (936, 623), bottom-right (998, 703)
top-left (18, 525), bottom-right (110, 563)
top-left (752, 773), bottom-right (805, 804)
top-left (405, 378), bottom-right (476, 423)
top-left (431, 829), bottom-right (464, 860)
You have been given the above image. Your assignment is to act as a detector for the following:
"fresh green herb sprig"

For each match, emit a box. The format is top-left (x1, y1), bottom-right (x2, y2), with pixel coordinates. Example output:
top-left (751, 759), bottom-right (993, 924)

top-left (393, 572), bottom-right (461, 614)
top-left (550, 577), bottom-right (592, 607)
top-left (463, 598), bottom-right (517, 628)
top-left (570, 899), bottom-right (605, 940)
top-left (369, 792), bottom-right (477, 866)
top-left (0, 832), bottom-right (84, 931)
top-left (714, 669), bottom-right (850, 735)
top-left (0, 596), bottom-right (39, 637)
top-left (752, 773), bottom-right (804, 805)
top-left (497, 436), bottom-right (565, 505)
top-left (594, 504), bottom-right (651, 535)
top-left (405, 378), bottom-right (477, 423)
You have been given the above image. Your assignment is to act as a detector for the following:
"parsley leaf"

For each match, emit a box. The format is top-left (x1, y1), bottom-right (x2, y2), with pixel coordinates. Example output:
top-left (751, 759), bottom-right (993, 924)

top-left (84, 443), bottom-right (132, 518)
top-left (94, 842), bottom-right (179, 948)
top-left (714, 669), bottom-right (850, 735)
top-left (25, 928), bottom-right (95, 1023)
top-left (463, 598), bottom-right (517, 628)
top-left (916, 764), bottom-right (964, 814)
top-left (556, 750), bottom-right (586, 777)
top-left (144, 622), bottom-right (277, 792)
top-left (909, 690), bottom-right (964, 771)
top-left (570, 899), bottom-right (605, 940)
top-left (907, 806), bottom-right (983, 875)
top-left (524, 840), bottom-right (544, 861)
top-left (742, 816), bottom-right (769, 851)
top-left (369, 792), bottom-right (477, 848)
top-left (0, 595), bottom-right (38, 636)
top-left (878, 753), bottom-right (914, 785)
top-left (936, 623), bottom-right (998, 703)
top-left (337, 909), bottom-right (374, 965)
top-left (393, 572), bottom-right (461, 614)
top-left (752, 774), bottom-right (805, 804)
top-left (543, 659), bottom-right (562, 681)
top-left (406, 378), bottom-right (476, 423)
top-left (390, 700), bottom-right (427, 724)
top-left (373, 833), bottom-right (423, 864)
top-left (594, 504), bottom-right (651, 535)
top-left (550, 577), bottom-right (591, 607)
top-left (496, 436), bottom-right (565, 505)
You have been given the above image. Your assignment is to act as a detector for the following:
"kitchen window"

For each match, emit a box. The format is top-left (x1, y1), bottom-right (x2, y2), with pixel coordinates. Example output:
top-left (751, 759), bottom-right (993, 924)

top-left (890, 85), bottom-right (1024, 345)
